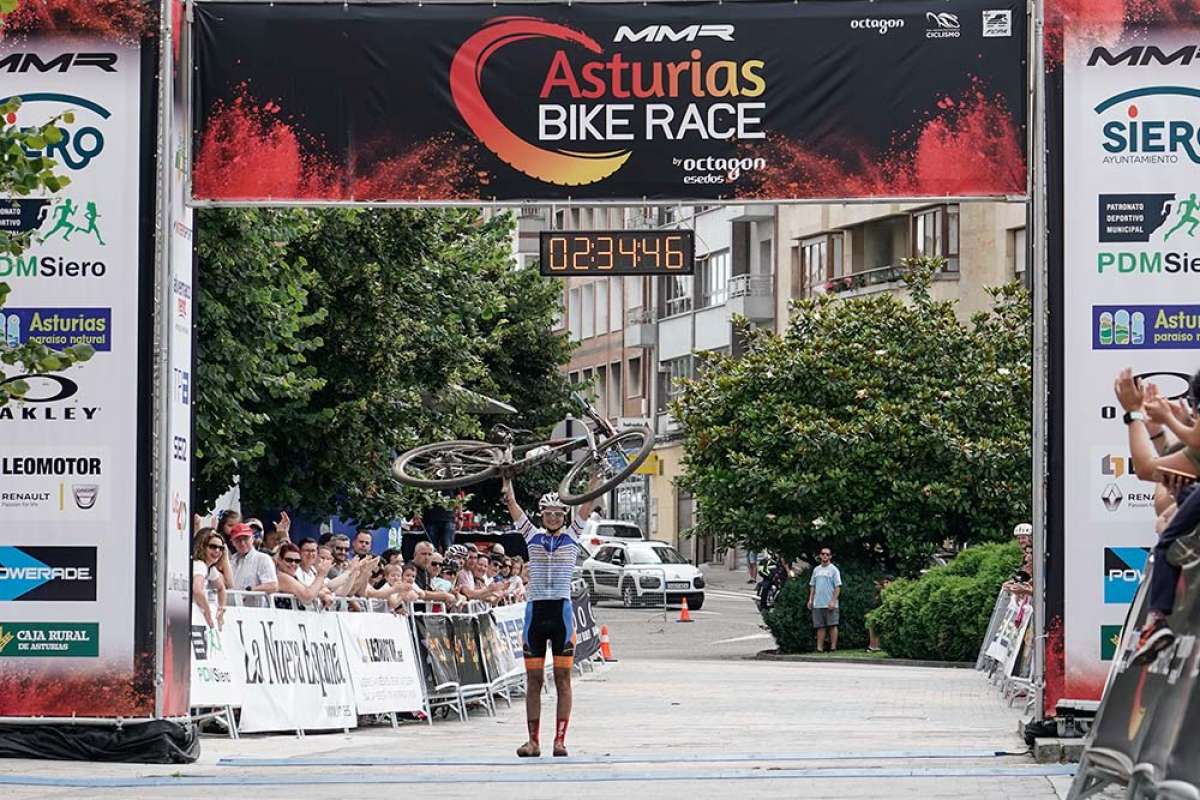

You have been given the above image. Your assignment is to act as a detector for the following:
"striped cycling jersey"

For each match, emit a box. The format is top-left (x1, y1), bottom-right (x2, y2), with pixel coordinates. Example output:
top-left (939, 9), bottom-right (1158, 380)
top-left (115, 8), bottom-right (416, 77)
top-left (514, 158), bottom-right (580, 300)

top-left (516, 512), bottom-right (583, 601)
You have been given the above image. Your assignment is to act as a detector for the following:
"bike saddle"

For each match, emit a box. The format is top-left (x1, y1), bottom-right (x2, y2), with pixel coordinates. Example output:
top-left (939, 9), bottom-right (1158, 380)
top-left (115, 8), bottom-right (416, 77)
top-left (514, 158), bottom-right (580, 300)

top-left (490, 424), bottom-right (532, 440)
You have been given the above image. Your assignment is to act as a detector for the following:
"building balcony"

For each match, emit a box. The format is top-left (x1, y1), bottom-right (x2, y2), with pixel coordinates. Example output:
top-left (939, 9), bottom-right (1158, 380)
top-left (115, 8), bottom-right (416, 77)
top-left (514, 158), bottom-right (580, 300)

top-left (625, 306), bottom-right (657, 348)
top-left (824, 263), bottom-right (958, 299)
top-left (726, 274), bottom-right (774, 321)
top-left (728, 204), bottom-right (774, 222)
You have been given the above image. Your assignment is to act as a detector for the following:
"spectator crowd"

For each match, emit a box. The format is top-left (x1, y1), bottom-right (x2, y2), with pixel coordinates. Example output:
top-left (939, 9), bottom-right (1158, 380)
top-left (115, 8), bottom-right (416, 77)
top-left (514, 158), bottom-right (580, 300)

top-left (191, 510), bottom-right (531, 630)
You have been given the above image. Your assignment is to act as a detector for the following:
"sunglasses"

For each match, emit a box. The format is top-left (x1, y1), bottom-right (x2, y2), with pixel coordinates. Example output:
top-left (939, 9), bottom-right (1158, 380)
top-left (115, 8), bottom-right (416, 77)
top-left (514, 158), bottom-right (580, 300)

top-left (207, 543), bottom-right (225, 551)
top-left (543, 509), bottom-right (566, 516)
top-left (333, 546), bottom-right (349, 552)
top-left (284, 557), bottom-right (302, 565)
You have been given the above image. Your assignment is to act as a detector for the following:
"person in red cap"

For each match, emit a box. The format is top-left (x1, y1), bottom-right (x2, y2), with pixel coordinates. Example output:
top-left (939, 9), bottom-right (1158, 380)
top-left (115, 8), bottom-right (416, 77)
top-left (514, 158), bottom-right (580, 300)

top-left (229, 522), bottom-right (278, 592)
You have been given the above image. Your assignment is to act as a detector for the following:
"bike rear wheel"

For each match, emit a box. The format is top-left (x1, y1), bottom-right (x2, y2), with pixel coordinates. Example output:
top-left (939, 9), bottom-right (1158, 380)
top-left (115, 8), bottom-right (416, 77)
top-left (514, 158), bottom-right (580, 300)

top-left (392, 440), bottom-right (501, 489)
top-left (558, 427), bottom-right (654, 505)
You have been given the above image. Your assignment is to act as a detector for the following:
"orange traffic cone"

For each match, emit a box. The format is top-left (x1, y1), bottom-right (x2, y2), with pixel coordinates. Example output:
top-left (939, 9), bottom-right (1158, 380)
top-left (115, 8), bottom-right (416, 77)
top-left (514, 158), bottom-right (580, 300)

top-left (599, 625), bottom-right (618, 662)
top-left (677, 596), bottom-right (693, 623)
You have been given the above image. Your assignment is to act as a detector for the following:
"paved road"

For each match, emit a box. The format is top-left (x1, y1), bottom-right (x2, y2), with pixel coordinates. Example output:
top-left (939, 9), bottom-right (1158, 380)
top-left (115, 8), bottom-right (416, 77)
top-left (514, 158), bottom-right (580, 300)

top-left (0, 566), bottom-right (1075, 800)
top-left (592, 565), bottom-right (772, 661)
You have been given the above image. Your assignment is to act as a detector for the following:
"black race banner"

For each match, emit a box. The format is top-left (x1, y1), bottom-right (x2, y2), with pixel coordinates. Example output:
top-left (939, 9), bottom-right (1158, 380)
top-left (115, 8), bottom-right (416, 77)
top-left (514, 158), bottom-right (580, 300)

top-left (452, 617), bottom-right (487, 687)
top-left (191, 0), bottom-right (1027, 203)
top-left (572, 588), bottom-right (601, 664)
top-left (415, 615), bottom-right (459, 690)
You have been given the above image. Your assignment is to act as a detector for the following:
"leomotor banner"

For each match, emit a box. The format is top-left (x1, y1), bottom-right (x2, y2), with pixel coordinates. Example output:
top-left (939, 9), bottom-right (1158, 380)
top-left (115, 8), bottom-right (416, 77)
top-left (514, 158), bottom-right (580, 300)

top-left (1047, 1), bottom-right (1200, 712)
top-left (338, 610), bottom-right (425, 716)
top-left (191, 0), bottom-right (1028, 203)
top-left (0, 4), bottom-right (156, 717)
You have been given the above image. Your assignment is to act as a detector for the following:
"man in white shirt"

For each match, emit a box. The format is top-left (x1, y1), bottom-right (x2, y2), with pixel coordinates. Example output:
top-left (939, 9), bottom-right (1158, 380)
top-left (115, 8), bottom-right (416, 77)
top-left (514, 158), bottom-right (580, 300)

top-left (807, 547), bottom-right (843, 652)
top-left (229, 522), bottom-right (278, 593)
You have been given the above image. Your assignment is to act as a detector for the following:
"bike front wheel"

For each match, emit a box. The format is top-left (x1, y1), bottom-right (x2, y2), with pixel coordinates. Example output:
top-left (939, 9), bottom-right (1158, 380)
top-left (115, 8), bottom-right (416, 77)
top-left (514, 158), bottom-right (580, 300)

top-left (392, 440), bottom-right (502, 489)
top-left (558, 427), bottom-right (654, 505)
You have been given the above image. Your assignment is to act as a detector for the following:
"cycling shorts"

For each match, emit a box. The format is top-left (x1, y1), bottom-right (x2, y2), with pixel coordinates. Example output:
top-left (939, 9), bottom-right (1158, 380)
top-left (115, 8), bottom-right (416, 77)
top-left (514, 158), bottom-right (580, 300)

top-left (523, 598), bottom-right (575, 669)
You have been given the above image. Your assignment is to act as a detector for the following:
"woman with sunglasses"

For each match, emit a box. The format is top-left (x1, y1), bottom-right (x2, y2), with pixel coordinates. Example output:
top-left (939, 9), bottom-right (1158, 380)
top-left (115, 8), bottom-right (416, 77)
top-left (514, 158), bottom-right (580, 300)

top-left (275, 542), bottom-right (333, 609)
top-left (191, 528), bottom-right (229, 629)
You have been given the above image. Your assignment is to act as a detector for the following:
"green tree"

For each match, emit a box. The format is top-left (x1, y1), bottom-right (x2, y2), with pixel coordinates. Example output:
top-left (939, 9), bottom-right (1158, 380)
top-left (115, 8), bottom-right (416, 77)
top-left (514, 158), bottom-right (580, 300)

top-left (0, 95), bottom-right (92, 406)
top-left (233, 208), bottom-right (571, 526)
top-left (673, 258), bottom-right (1031, 575)
top-left (193, 208), bottom-right (325, 508)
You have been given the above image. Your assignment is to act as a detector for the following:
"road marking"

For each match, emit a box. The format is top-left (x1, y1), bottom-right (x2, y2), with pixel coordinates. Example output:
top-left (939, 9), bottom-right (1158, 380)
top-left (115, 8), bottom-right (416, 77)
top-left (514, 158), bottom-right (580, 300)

top-left (0, 765), bottom-right (1077, 788)
top-left (709, 632), bottom-right (774, 646)
top-left (219, 749), bottom-right (1031, 768)
top-left (704, 590), bottom-right (758, 602)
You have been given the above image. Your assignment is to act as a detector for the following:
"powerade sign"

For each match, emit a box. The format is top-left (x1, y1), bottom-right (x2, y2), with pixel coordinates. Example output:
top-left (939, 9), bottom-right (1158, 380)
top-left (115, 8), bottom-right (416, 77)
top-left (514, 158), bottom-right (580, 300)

top-left (2, 308), bottom-right (111, 351)
top-left (1093, 305), bottom-right (1200, 349)
top-left (0, 546), bottom-right (97, 601)
top-left (1104, 547), bottom-right (1149, 604)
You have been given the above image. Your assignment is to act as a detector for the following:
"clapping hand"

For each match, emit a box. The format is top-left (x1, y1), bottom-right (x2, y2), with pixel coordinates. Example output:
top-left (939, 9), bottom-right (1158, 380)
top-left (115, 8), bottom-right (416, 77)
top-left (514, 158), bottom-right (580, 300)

top-left (1114, 367), bottom-right (1144, 413)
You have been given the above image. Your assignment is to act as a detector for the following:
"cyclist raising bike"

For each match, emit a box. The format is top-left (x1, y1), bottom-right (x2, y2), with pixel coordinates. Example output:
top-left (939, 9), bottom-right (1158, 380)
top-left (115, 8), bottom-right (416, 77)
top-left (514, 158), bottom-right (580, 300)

top-left (502, 470), bottom-right (601, 758)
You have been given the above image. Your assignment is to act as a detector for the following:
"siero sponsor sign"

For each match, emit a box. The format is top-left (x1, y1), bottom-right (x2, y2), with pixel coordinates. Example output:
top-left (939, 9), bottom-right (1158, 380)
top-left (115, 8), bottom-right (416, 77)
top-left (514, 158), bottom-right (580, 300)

top-left (0, 27), bottom-right (146, 703)
top-left (225, 605), bottom-right (357, 732)
top-left (1060, 29), bottom-right (1197, 703)
top-left (1093, 305), bottom-right (1200, 349)
top-left (0, 622), bottom-right (98, 657)
top-left (0, 546), bottom-right (96, 601)
top-left (189, 604), bottom-right (243, 708)
top-left (1, 308), bottom-right (111, 351)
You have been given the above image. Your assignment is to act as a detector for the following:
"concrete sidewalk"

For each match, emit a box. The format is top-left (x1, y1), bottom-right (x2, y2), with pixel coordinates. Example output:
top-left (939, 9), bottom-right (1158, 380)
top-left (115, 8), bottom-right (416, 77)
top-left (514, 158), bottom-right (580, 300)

top-left (0, 658), bottom-right (1070, 800)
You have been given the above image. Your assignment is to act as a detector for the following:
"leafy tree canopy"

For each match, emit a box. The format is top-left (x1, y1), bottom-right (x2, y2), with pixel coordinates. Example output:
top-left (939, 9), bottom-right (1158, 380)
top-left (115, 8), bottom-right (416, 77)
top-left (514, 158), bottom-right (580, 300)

top-left (673, 258), bottom-right (1031, 575)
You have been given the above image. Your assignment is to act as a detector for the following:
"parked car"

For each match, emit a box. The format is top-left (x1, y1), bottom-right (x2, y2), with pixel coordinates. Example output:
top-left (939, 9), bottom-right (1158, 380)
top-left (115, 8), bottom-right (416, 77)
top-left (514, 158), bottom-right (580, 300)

top-left (580, 540), bottom-right (705, 609)
top-left (580, 518), bottom-right (647, 554)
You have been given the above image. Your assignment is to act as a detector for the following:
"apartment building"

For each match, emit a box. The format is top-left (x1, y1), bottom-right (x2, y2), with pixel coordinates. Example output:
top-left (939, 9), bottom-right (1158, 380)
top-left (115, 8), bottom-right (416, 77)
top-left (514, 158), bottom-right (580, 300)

top-left (775, 201), bottom-right (1028, 328)
top-left (527, 204), bottom-right (776, 562)
top-left (501, 199), bottom-right (1023, 565)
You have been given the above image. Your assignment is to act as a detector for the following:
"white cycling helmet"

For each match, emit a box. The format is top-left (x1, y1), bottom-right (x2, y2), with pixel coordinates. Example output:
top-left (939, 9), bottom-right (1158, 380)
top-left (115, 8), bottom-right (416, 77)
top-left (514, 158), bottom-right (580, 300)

top-left (447, 544), bottom-right (470, 558)
top-left (538, 492), bottom-right (568, 511)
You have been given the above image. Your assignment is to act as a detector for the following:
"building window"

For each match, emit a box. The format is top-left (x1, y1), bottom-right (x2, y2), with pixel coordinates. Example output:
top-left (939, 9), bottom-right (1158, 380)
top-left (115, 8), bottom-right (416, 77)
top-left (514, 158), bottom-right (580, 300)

top-left (568, 287), bottom-right (581, 342)
top-left (596, 281), bottom-right (609, 335)
top-left (663, 355), bottom-right (694, 404)
top-left (596, 365), bottom-right (608, 417)
top-left (801, 237), bottom-right (826, 296)
top-left (609, 276), bottom-right (623, 330)
top-left (789, 245), bottom-right (803, 300)
top-left (662, 274), bottom-right (693, 317)
top-left (912, 205), bottom-right (960, 272)
top-left (699, 250), bottom-right (731, 308)
top-left (581, 283), bottom-right (595, 339)
top-left (553, 286), bottom-right (566, 330)
top-left (627, 275), bottom-right (643, 311)
top-left (609, 361), bottom-right (623, 417)
top-left (628, 356), bottom-right (643, 398)
top-left (1009, 227), bottom-right (1027, 282)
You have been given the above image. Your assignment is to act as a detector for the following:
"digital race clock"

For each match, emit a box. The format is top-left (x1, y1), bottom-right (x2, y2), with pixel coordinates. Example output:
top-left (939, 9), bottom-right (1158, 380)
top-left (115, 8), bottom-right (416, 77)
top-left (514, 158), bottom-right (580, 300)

top-left (539, 230), bottom-right (695, 276)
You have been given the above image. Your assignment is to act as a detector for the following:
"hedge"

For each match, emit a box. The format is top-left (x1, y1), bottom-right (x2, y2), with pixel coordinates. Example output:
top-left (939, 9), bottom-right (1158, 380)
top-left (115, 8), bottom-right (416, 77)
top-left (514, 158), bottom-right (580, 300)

top-left (763, 562), bottom-right (888, 653)
top-left (865, 542), bottom-right (1022, 662)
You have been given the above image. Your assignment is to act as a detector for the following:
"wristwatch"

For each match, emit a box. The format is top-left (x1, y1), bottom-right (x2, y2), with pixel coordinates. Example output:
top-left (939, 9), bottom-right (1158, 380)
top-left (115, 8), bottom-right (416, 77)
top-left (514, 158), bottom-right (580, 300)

top-left (1123, 410), bottom-right (1147, 425)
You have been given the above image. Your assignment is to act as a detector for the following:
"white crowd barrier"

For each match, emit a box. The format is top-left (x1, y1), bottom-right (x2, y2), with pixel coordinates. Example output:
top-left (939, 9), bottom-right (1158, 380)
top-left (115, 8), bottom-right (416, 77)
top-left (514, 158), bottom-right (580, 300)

top-left (189, 588), bottom-right (605, 737)
top-left (975, 588), bottom-right (1035, 711)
